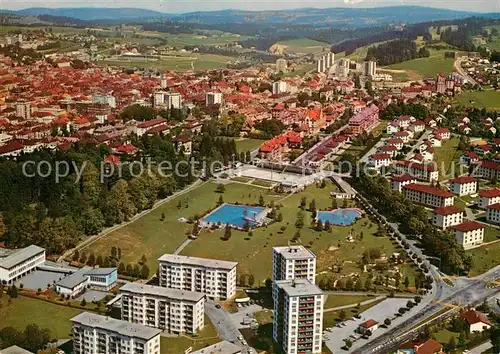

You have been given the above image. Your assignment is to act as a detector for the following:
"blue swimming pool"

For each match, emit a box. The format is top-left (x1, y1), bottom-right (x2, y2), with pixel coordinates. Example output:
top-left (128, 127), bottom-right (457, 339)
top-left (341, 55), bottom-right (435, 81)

top-left (317, 209), bottom-right (362, 226)
top-left (202, 204), bottom-right (266, 228)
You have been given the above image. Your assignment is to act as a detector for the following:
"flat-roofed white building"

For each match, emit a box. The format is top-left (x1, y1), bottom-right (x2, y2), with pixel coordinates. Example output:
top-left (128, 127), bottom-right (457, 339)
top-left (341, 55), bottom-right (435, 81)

top-left (158, 254), bottom-right (237, 300)
top-left (71, 312), bottom-right (161, 354)
top-left (273, 279), bottom-right (323, 354)
top-left (120, 283), bottom-right (205, 334)
top-left (431, 206), bottom-right (464, 229)
top-left (0, 245), bottom-right (45, 284)
top-left (453, 221), bottom-right (485, 249)
top-left (272, 246), bottom-right (316, 284)
top-left (403, 183), bottom-right (455, 208)
top-left (449, 176), bottom-right (478, 196)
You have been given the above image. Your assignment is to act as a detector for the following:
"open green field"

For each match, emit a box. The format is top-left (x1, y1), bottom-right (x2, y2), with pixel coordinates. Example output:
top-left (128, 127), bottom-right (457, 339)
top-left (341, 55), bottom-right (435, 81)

top-left (456, 90), bottom-right (500, 110)
top-left (323, 295), bottom-right (372, 309)
top-left (100, 53), bottom-right (233, 72)
top-left (138, 31), bottom-right (252, 48)
top-left (160, 316), bottom-right (219, 354)
top-left (0, 295), bottom-right (83, 338)
top-left (467, 240), bottom-right (500, 276)
top-left (234, 138), bottom-right (265, 153)
top-left (276, 38), bottom-right (330, 55)
top-left (0, 25), bottom-right (87, 36)
top-left (387, 56), bottom-right (454, 79)
top-left (284, 63), bottom-right (316, 77)
top-left (433, 138), bottom-right (460, 181)
top-left (85, 181), bottom-right (283, 272)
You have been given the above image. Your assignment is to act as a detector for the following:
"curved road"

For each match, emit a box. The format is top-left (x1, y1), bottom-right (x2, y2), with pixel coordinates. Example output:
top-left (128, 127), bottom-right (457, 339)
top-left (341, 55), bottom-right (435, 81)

top-left (454, 56), bottom-right (478, 86)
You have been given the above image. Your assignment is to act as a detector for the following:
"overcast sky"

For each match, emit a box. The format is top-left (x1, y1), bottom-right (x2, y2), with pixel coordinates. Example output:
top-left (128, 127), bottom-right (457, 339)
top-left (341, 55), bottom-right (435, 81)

top-left (1, 0), bottom-right (499, 13)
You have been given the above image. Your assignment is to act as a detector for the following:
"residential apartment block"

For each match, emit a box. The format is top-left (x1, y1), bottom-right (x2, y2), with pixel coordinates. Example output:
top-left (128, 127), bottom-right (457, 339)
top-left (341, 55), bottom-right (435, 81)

top-left (273, 279), bottom-right (324, 354)
top-left (0, 245), bottom-right (45, 284)
top-left (391, 174), bottom-right (418, 193)
top-left (272, 246), bottom-right (316, 284)
top-left (348, 105), bottom-right (379, 134)
top-left (431, 206), bottom-right (464, 229)
top-left (120, 283), bottom-right (205, 334)
top-left (403, 184), bottom-right (454, 208)
top-left (449, 176), bottom-right (478, 196)
top-left (476, 161), bottom-right (500, 181)
top-left (487, 204), bottom-right (500, 224)
top-left (158, 254), bottom-right (237, 300)
top-left (393, 161), bottom-right (439, 182)
top-left (453, 221), bottom-right (485, 249)
top-left (479, 189), bottom-right (500, 209)
top-left (71, 312), bottom-right (161, 354)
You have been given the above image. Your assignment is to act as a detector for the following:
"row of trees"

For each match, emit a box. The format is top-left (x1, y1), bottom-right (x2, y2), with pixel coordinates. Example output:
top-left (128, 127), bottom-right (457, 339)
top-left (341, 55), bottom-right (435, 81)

top-left (351, 167), bottom-right (472, 274)
top-left (366, 39), bottom-right (430, 66)
top-left (0, 324), bottom-right (52, 353)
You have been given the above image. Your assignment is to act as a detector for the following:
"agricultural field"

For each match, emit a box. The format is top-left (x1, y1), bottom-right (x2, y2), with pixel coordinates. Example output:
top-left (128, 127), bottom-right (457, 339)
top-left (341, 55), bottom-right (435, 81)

top-left (455, 90), bottom-right (500, 110)
top-left (0, 295), bottom-right (83, 339)
top-left (138, 31), bottom-right (253, 48)
top-left (276, 38), bottom-right (331, 55)
top-left (433, 138), bottom-right (460, 181)
top-left (100, 53), bottom-right (234, 72)
top-left (386, 55), bottom-right (455, 80)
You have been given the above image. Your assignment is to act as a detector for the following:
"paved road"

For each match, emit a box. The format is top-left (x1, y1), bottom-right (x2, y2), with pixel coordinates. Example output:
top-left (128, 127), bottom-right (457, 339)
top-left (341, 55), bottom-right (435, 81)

top-left (454, 56), bottom-right (479, 86)
top-left (469, 340), bottom-right (493, 354)
top-left (58, 179), bottom-right (206, 262)
top-left (404, 130), bottom-right (430, 160)
top-left (205, 301), bottom-right (251, 354)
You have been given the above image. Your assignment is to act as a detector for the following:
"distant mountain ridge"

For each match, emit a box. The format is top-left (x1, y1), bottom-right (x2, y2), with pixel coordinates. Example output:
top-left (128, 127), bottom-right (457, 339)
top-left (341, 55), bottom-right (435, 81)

top-left (1, 6), bottom-right (500, 24)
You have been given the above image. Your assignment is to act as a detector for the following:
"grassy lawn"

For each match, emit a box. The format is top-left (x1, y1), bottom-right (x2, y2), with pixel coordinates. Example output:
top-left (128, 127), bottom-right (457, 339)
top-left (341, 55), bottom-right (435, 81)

top-left (276, 38), bottom-right (330, 55)
top-left (284, 63), bottom-right (316, 77)
top-left (160, 316), bottom-right (219, 354)
top-left (432, 328), bottom-right (459, 345)
top-left (86, 181), bottom-right (282, 272)
top-left (234, 138), bottom-right (265, 153)
top-left (99, 53), bottom-right (233, 72)
top-left (434, 138), bottom-right (460, 180)
top-left (323, 295), bottom-right (372, 309)
top-left (456, 91), bottom-right (500, 110)
top-left (387, 54), bottom-right (454, 79)
top-left (0, 295), bottom-right (83, 338)
top-left (484, 226), bottom-right (500, 243)
top-left (254, 309), bottom-right (274, 325)
top-left (251, 180), bottom-right (274, 188)
top-left (467, 241), bottom-right (500, 276)
top-left (232, 176), bottom-right (252, 183)
top-left (322, 299), bottom-right (385, 328)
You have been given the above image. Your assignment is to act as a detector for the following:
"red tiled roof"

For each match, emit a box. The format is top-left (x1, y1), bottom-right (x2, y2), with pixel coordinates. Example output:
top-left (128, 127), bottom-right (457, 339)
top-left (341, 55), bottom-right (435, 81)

top-left (137, 118), bottom-right (167, 129)
top-left (394, 160), bottom-right (437, 172)
top-left (370, 153), bottom-right (391, 161)
top-left (391, 174), bottom-right (416, 182)
top-left (461, 309), bottom-right (492, 326)
top-left (433, 206), bottom-right (463, 216)
top-left (360, 319), bottom-right (378, 328)
top-left (404, 183), bottom-right (454, 198)
top-left (415, 338), bottom-right (442, 354)
top-left (0, 140), bottom-right (23, 155)
top-left (488, 203), bottom-right (500, 211)
top-left (480, 160), bottom-right (500, 170)
top-left (479, 189), bottom-right (500, 198)
top-left (453, 221), bottom-right (485, 232)
top-left (449, 176), bottom-right (477, 184)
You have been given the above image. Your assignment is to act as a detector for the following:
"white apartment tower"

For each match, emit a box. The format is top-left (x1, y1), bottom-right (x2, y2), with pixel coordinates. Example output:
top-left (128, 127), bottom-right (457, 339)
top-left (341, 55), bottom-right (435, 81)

top-left (276, 58), bottom-right (288, 73)
top-left (316, 57), bottom-right (326, 73)
top-left (273, 279), bottom-right (324, 354)
top-left (71, 312), bottom-right (161, 354)
top-left (120, 283), bottom-right (205, 334)
top-left (206, 92), bottom-right (223, 106)
top-left (363, 60), bottom-right (377, 78)
top-left (158, 254), bottom-right (238, 300)
top-left (153, 91), bottom-right (182, 109)
top-left (326, 52), bottom-right (335, 68)
top-left (272, 246), bottom-right (316, 284)
top-left (272, 81), bottom-right (288, 95)
top-left (15, 101), bottom-right (31, 120)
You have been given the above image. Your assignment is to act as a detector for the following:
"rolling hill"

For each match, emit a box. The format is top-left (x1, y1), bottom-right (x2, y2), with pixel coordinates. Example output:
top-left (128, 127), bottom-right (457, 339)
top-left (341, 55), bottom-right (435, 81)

top-left (2, 6), bottom-right (500, 25)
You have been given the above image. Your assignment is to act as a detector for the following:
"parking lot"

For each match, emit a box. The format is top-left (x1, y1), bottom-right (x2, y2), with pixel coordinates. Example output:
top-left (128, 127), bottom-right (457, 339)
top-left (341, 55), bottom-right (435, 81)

top-left (323, 298), bottom-right (412, 353)
top-left (229, 303), bottom-right (264, 329)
